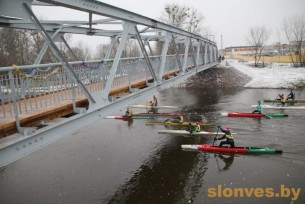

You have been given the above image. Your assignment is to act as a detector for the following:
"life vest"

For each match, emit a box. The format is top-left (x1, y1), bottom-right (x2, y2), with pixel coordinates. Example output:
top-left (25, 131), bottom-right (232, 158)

top-left (191, 122), bottom-right (200, 132)
top-left (126, 110), bottom-right (132, 116)
top-left (148, 101), bottom-right (154, 109)
top-left (195, 124), bottom-right (201, 132)
top-left (225, 133), bottom-right (234, 139)
top-left (179, 116), bottom-right (184, 123)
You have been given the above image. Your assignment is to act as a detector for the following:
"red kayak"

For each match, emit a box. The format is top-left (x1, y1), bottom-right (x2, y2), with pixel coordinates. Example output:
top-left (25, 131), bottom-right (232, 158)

top-left (181, 144), bottom-right (282, 154)
top-left (105, 116), bottom-right (133, 120)
top-left (198, 144), bottom-right (246, 153)
top-left (225, 112), bottom-right (264, 118)
top-left (221, 112), bottom-right (288, 118)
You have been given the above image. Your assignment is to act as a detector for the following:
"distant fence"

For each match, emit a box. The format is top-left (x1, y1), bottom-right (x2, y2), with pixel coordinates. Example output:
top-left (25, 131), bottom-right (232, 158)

top-left (224, 54), bottom-right (303, 63)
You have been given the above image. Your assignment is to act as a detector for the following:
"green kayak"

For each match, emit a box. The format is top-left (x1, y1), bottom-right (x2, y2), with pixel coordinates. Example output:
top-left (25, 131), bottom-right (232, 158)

top-left (263, 99), bottom-right (305, 103)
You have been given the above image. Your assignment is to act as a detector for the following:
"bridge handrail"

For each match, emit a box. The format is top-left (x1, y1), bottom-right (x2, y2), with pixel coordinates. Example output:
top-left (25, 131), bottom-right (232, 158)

top-left (0, 55), bottom-right (181, 72)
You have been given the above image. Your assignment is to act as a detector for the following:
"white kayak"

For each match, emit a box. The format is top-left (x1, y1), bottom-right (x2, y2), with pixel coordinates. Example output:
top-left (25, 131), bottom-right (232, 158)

top-left (251, 105), bottom-right (305, 110)
top-left (130, 105), bottom-right (178, 109)
top-left (157, 130), bottom-right (237, 136)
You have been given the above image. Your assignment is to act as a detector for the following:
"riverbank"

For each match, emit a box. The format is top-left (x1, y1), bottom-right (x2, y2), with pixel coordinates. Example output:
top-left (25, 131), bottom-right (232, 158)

top-left (181, 60), bottom-right (305, 89)
top-left (227, 60), bottom-right (305, 89)
top-left (180, 62), bottom-right (250, 88)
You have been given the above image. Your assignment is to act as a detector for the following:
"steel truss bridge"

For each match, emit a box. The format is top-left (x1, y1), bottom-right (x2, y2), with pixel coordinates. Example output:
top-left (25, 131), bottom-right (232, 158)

top-left (0, 0), bottom-right (218, 167)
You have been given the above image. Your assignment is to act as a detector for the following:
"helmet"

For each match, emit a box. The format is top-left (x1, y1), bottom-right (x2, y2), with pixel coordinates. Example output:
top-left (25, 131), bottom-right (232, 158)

top-left (196, 122), bottom-right (200, 125)
top-left (225, 126), bottom-right (230, 131)
top-left (258, 100), bottom-right (261, 103)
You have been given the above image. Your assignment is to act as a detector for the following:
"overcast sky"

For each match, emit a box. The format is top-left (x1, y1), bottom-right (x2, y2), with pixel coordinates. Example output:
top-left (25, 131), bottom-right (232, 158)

top-left (101, 0), bottom-right (305, 48)
top-left (34, 0), bottom-right (305, 50)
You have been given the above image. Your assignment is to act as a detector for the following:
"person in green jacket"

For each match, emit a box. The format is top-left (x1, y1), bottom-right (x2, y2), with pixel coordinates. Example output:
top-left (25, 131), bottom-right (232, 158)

top-left (190, 121), bottom-right (201, 134)
top-left (252, 100), bottom-right (263, 114)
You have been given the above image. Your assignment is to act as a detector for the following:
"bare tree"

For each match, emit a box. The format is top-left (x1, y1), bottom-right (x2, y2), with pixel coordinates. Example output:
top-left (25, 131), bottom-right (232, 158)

top-left (125, 39), bottom-right (140, 58)
top-left (247, 26), bottom-right (271, 67)
top-left (70, 41), bottom-right (92, 61)
top-left (185, 8), bottom-right (204, 34)
top-left (283, 14), bottom-right (305, 67)
top-left (95, 44), bottom-right (109, 59)
top-left (0, 28), bottom-right (34, 66)
top-left (157, 3), bottom-right (207, 55)
top-left (161, 3), bottom-right (189, 28)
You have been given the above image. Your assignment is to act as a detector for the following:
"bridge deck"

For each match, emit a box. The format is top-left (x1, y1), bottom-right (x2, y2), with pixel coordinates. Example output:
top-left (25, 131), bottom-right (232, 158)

top-left (0, 70), bottom-right (178, 138)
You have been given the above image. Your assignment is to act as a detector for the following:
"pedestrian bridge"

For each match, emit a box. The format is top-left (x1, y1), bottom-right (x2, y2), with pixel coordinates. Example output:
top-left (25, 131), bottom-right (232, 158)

top-left (0, 0), bottom-right (218, 167)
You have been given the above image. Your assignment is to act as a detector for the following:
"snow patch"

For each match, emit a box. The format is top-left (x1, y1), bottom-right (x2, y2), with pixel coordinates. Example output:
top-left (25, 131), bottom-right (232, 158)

top-left (227, 60), bottom-right (305, 89)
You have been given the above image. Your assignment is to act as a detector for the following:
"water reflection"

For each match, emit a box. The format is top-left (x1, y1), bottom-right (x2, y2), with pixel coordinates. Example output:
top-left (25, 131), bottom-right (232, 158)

top-left (214, 153), bottom-right (235, 173)
top-left (127, 119), bottom-right (134, 127)
top-left (103, 137), bottom-right (206, 204)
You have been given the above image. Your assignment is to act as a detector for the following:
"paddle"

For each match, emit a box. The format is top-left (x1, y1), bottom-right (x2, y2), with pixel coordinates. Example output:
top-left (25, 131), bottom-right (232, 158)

top-left (265, 113), bottom-right (272, 119)
top-left (188, 113), bottom-right (193, 135)
top-left (213, 126), bottom-right (220, 146)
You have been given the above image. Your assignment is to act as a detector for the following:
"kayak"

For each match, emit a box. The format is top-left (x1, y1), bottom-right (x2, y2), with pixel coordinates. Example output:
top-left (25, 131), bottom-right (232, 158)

top-left (130, 105), bottom-right (178, 109)
top-left (181, 144), bottom-right (282, 154)
top-left (158, 130), bottom-right (237, 136)
top-left (133, 112), bottom-right (183, 117)
top-left (251, 105), bottom-right (305, 110)
top-left (145, 121), bottom-right (210, 126)
top-left (104, 115), bottom-right (154, 120)
top-left (221, 112), bottom-right (288, 118)
top-left (263, 99), bottom-right (305, 103)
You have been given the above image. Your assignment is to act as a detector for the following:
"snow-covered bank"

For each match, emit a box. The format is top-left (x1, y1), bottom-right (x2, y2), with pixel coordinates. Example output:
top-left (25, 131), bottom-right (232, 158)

top-left (227, 60), bottom-right (305, 89)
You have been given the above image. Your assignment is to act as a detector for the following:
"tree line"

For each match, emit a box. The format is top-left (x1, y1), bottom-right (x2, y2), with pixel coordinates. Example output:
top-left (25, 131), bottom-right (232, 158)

top-left (247, 14), bottom-right (305, 67)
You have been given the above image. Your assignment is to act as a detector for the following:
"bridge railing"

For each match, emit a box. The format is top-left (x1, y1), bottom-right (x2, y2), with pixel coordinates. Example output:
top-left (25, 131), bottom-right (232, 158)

top-left (0, 54), bottom-right (195, 119)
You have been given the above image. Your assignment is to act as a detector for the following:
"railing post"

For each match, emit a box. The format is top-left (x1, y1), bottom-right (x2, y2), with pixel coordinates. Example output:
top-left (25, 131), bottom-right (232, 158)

top-left (8, 70), bottom-right (21, 131)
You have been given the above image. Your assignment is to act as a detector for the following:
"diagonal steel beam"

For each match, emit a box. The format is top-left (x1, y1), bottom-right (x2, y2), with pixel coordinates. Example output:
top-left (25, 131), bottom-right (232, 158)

top-left (189, 39), bottom-right (197, 67)
top-left (134, 26), bottom-right (157, 82)
top-left (101, 21), bottom-right (132, 101)
top-left (23, 3), bottom-right (95, 104)
top-left (171, 34), bottom-right (182, 71)
top-left (33, 28), bottom-right (62, 65)
top-left (182, 37), bottom-right (190, 72)
top-left (61, 35), bottom-right (79, 61)
top-left (158, 32), bottom-right (171, 81)
top-left (196, 40), bottom-right (201, 66)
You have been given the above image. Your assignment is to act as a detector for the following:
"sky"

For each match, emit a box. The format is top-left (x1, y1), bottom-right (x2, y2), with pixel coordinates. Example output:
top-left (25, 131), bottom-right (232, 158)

top-left (33, 0), bottom-right (305, 51)
top-left (100, 0), bottom-right (305, 48)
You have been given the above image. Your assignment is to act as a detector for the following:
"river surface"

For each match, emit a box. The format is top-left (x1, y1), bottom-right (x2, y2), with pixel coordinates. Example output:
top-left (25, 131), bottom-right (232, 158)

top-left (0, 87), bottom-right (305, 204)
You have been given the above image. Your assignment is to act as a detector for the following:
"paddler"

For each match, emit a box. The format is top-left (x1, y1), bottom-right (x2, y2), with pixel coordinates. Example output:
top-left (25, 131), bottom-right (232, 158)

top-left (252, 100), bottom-right (262, 114)
top-left (286, 90), bottom-right (295, 101)
top-left (276, 94), bottom-right (286, 107)
top-left (178, 115), bottom-right (184, 123)
top-left (147, 101), bottom-right (155, 113)
top-left (125, 107), bottom-right (133, 117)
top-left (214, 126), bottom-right (235, 148)
top-left (190, 121), bottom-right (201, 134)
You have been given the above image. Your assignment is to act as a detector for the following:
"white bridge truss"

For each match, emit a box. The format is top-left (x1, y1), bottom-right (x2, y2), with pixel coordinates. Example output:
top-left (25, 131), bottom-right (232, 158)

top-left (0, 0), bottom-right (218, 167)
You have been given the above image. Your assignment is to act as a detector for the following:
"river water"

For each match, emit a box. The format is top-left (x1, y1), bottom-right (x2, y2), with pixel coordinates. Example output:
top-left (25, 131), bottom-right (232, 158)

top-left (0, 86), bottom-right (305, 204)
